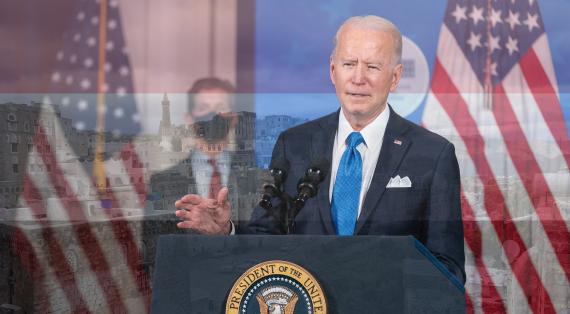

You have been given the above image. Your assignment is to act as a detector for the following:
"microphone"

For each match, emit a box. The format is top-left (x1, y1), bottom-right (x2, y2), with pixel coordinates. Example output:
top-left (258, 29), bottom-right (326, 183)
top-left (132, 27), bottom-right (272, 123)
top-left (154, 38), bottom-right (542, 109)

top-left (293, 159), bottom-right (329, 210)
top-left (259, 159), bottom-right (290, 209)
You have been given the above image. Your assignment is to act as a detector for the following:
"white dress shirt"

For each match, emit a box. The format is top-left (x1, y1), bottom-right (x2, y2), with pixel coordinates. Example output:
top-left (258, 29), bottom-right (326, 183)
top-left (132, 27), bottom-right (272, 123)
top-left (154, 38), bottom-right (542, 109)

top-left (191, 150), bottom-right (230, 197)
top-left (329, 105), bottom-right (390, 217)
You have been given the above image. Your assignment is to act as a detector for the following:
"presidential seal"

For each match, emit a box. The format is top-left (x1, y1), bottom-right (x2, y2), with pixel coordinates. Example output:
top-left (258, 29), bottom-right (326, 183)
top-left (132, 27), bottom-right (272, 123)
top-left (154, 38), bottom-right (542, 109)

top-left (225, 260), bottom-right (327, 314)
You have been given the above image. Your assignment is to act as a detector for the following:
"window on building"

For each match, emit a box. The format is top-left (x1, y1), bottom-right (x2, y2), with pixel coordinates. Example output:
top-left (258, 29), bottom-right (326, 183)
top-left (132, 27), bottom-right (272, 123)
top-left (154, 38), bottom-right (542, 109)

top-left (11, 143), bottom-right (18, 153)
top-left (28, 144), bottom-right (33, 152)
top-left (7, 123), bottom-right (17, 131)
top-left (12, 164), bottom-right (19, 173)
top-left (7, 113), bottom-right (16, 122)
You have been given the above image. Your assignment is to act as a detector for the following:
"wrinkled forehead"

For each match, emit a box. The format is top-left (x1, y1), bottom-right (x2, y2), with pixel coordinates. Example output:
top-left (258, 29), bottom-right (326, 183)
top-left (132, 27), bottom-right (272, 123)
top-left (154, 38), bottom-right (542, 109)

top-left (338, 25), bottom-right (396, 47)
top-left (335, 27), bottom-right (396, 60)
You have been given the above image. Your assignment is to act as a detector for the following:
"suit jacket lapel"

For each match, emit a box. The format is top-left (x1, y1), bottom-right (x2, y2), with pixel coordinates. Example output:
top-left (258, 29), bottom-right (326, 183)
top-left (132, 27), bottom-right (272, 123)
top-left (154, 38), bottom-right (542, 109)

top-left (355, 106), bottom-right (412, 234)
top-left (312, 111), bottom-right (338, 235)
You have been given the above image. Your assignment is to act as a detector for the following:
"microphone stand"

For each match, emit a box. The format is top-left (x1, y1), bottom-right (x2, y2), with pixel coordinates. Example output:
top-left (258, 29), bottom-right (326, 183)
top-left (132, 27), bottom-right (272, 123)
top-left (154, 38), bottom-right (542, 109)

top-left (260, 162), bottom-right (328, 234)
top-left (261, 188), bottom-right (297, 234)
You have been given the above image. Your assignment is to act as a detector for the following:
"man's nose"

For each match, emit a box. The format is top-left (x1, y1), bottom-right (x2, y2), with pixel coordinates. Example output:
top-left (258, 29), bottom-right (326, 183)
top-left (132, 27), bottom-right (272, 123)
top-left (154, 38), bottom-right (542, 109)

top-left (351, 63), bottom-right (366, 85)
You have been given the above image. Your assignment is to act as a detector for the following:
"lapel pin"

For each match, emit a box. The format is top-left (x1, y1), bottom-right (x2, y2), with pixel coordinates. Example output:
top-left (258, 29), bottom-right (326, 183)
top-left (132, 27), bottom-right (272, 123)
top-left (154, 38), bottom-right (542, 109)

top-left (393, 139), bottom-right (402, 146)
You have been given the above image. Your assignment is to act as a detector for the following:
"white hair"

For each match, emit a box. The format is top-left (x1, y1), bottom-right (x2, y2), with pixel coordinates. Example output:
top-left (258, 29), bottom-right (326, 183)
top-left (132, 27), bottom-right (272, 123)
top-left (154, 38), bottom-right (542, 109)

top-left (331, 15), bottom-right (403, 65)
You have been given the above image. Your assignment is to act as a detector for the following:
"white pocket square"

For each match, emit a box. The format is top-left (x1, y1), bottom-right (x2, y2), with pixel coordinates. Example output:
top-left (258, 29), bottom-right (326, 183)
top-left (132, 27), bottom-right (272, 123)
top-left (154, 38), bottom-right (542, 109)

top-left (386, 175), bottom-right (412, 188)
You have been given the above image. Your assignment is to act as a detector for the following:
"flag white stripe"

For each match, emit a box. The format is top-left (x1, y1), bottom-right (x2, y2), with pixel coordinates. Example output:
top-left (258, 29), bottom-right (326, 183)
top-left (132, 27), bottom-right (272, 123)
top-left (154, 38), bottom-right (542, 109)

top-left (464, 243), bottom-right (483, 314)
top-left (423, 93), bottom-right (527, 312)
top-left (14, 202), bottom-right (62, 313)
top-left (23, 104), bottom-right (147, 311)
top-left (503, 62), bottom-right (565, 172)
top-left (531, 35), bottom-right (560, 97)
top-left (105, 158), bottom-right (145, 214)
top-left (45, 118), bottom-right (148, 311)
top-left (22, 157), bottom-right (108, 313)
top-left (503, 63), bottom-right (570, 229)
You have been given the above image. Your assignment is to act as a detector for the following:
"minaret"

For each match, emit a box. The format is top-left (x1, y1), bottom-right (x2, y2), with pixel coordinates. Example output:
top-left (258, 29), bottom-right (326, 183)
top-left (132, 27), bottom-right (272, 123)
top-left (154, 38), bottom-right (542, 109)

top-left (159, 93), bottom-right (173, 151)
top-left (159, 93), bottom-right (172, 136)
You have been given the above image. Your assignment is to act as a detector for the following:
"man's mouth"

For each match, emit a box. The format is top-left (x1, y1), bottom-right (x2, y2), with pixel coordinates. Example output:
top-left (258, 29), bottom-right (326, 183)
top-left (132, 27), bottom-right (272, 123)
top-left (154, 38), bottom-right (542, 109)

top-left (346, 92), bottom-right (370, 97)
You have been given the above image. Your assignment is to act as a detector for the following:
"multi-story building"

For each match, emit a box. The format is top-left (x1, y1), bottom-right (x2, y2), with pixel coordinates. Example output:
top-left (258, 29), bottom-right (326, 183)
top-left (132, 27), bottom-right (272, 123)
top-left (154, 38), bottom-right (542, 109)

top-left (255, 115), bottom-right (306, 168)
top-left (0, 102), bottom-right (56, 209)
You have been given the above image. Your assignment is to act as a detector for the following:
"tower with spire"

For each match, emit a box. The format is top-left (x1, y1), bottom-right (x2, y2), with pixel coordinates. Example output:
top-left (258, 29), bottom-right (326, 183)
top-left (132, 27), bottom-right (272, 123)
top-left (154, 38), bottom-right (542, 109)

top-left (159, 93), bottom-right (172, 136)
top-left (159, 93), bottom-right (173, 151)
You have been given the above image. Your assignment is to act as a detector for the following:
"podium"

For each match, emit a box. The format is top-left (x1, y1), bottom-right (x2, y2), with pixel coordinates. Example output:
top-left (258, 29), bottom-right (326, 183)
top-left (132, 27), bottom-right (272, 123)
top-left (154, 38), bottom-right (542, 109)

top-left (151, 235), bottom-right (465, 313)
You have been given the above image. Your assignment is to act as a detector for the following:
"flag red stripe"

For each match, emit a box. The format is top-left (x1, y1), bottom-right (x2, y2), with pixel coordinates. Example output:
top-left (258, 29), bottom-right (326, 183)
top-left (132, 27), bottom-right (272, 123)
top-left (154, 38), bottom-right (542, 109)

top-left (33, 126), bottom-right (128, 313)
top-left (121, 142), bottom-right (151, 309)
top-left (520, 48), bottom-right (570, 166)
top-left (122, 142), bottom-right (147, 208)
top-left (461, 190), bottom-right (507, 314)
top-left (465, 290), bottom-right (474, 314)
top-left (431, 58), bottom-right (555, 313)
top-left (10, 228), bottom-right (50, 311)
top-left (97, 173), bottom-right (150, 309)
top-left (493, 83), bottom-right (570, 282)
top-left (21, 176), bottom-right (91, 312)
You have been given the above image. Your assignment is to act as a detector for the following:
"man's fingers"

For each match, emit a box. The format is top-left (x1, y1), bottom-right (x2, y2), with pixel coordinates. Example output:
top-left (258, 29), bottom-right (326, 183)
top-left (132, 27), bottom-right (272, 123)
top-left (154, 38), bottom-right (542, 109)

top-left (175, 209), bottom-right (191, 219)
top-left (216, 187), bottom-right (229, 206)
top-left (177, 220), bottom-right (198, 229)
top-left (176, 209), bottom-right (204, 223)
top-left (180, 193), bottom-right (205, 205)
top-left (175, 201), bottom-right (202, 212)
top-left (175, 191), bottom-right (228, 234)
top-left (174, 199), bottom-right (187, 209)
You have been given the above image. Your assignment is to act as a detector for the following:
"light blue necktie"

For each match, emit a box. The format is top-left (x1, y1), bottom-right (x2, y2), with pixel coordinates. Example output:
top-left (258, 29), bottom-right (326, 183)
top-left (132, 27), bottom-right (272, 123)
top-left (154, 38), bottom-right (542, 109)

top-left (331, 132), bottom-right (364, 235)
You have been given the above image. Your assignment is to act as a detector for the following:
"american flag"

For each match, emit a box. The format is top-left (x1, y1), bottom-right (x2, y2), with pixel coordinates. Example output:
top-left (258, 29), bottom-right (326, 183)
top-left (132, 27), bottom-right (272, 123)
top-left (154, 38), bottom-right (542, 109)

top-left (9, 0), bottom-right (151, 312)
top-left (44, 0), bottom-right (140, 137)
top-left (422, 0), bottom-right (569, 313)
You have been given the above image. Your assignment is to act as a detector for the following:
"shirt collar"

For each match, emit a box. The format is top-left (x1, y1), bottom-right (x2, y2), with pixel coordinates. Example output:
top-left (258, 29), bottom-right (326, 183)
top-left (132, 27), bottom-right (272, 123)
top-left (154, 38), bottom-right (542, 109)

top-left (337, 104), bottom-right (390, 151)
top-left (191, 148), bottom-right (230, 164)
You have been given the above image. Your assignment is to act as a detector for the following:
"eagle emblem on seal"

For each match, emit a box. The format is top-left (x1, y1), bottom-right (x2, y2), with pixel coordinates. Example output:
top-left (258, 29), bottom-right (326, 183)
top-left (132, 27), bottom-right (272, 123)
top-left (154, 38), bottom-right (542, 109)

top-left (255, 286), bottom-right (299, 314)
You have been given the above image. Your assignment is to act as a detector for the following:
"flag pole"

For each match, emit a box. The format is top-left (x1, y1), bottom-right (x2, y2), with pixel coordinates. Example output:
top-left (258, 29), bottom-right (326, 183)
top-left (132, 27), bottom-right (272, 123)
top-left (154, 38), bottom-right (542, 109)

top-left (94, 0), bottom-right (108, 193)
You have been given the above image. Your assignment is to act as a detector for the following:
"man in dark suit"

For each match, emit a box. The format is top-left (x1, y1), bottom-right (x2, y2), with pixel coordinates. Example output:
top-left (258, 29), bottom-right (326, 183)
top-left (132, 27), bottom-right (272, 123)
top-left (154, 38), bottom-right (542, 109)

top-left (149, 77), bottom-right (237, 215)
top-left (175, 15), bottom-right (465, 283)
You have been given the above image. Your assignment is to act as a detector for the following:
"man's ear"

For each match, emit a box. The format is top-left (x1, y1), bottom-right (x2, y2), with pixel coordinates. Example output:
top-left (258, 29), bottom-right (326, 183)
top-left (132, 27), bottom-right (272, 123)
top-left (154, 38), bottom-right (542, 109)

top-left (329, 56), bottom-right (336, 86)
top-left (390, 63), bottom-right (403, 92)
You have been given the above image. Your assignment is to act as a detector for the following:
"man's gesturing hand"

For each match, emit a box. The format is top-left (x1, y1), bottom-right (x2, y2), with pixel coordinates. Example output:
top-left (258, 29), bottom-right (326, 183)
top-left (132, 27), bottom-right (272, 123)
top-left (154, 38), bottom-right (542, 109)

top-left (174, 187), bottom-right (232, 235)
